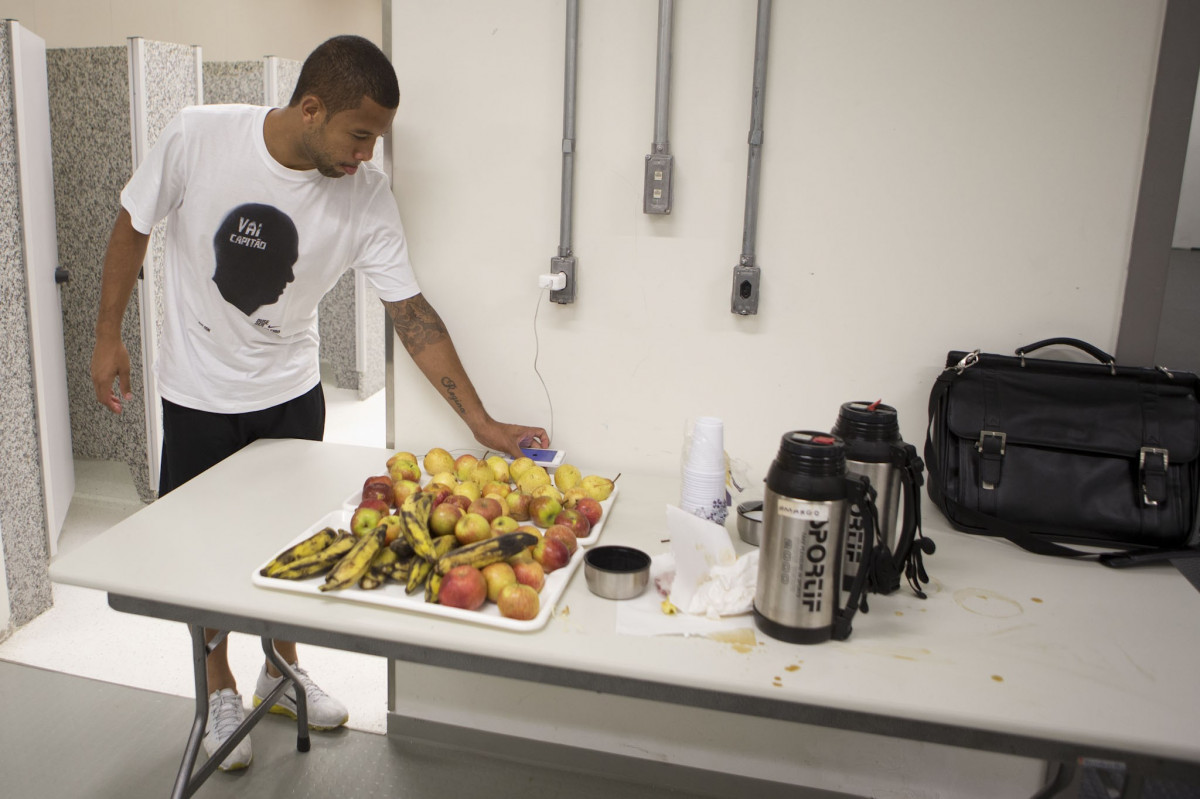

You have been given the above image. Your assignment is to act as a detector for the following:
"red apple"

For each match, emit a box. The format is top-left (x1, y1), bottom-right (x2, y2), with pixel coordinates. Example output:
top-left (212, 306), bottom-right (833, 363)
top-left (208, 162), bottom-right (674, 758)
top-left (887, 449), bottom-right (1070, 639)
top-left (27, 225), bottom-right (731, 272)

top-left (552, 509), bottom-right (591, 540)
top-left (481, 562), bottom-right (518, 603)
top-left (361, 475), bottom-right (394, 506)
top-left (574, 497), bottom-right (603, 528)
top-left (438, 565), bottom-right (487, 610)
top-left (468, 496), bottom-right (505, 525)
top-left (377, 515), bottom-right (403, 545)
top-left (429, 502), bottom-right (465, 537)
top-left (529, 495), bottom-right (563, 528)
top-left (455, 512), bottom-right (493, 545)
top-left (422, 484), bottom-right (453, 507)
top-left (543, 524), bottom-right (578, 556)
top-left (442, 494), bottom-right (472, 513)
top-left (496, 583), bottom-right (540, 620)
top-left (390, 479), bottom-right (421, 506)
top-left (505, 492), bottom-right (532, 521)
top-left (532, 536), bottom-right (570, 572)
top-left (512, 559), bottom-right (545, 591)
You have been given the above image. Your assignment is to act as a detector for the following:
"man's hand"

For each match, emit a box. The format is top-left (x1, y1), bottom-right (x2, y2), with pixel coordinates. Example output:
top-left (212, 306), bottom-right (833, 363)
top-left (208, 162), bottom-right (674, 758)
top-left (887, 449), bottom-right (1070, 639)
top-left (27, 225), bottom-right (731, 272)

top-left (91, 337), bottom-right (134, 414)
top-left (472, 421), bottom-right (550, 459)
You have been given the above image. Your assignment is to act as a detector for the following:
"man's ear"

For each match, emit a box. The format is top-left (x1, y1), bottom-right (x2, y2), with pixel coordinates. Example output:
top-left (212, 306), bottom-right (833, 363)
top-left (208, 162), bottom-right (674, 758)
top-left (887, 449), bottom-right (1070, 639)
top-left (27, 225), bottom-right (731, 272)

top-left (298, 94), bottom-right (325, 125)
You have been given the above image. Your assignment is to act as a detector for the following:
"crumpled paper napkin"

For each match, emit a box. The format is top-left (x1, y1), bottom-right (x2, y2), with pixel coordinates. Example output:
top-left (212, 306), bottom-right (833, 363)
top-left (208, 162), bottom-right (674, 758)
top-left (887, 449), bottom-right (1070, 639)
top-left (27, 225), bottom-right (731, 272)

top-left (667, 505), bottom-right (758, 619)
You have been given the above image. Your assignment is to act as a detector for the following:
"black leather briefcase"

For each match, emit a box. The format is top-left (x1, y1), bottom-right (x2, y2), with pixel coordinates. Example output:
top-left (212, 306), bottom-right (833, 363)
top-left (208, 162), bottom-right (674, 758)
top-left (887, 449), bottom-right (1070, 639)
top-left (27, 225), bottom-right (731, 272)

top-left (924, 337), bottom-right (1200, 566)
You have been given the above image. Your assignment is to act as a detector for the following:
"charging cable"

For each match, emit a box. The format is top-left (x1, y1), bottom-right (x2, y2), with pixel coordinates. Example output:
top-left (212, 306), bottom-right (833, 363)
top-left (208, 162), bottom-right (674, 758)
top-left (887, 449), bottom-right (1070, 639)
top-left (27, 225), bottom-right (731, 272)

top-left (532, 282), bottom-right (557, 442)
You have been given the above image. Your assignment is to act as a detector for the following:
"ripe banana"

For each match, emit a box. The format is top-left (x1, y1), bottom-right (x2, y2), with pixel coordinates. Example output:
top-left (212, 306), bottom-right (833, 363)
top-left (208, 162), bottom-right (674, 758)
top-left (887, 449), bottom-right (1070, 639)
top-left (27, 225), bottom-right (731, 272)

top-left (435, 531), bottom-right (538, 575)
top-left (266, 533), bottom-right (357, 580)
top-left (399, 492), bottom-right (437, 561)
top-left (320, 527), bottom-right (385, 592)
top-left (425, 572), bottom-right (442, 604)
top-left (406, 557), bottom-right (432, 594)
top-left (259, 527), bottom-right (338, 576)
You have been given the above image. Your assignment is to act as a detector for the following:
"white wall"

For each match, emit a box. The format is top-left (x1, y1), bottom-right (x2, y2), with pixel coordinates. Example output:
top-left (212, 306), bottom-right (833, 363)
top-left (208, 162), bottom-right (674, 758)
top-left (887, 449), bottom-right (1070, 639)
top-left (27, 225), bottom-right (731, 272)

top-left (0, 0), bottom-right (380, 61)
top-left (388, 0), bottom-right (1163, 483)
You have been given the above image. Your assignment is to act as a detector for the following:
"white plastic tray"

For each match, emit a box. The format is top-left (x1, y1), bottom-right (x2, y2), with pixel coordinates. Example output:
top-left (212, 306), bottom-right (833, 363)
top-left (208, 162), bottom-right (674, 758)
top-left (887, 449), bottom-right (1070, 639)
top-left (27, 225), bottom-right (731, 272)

top-left (344, 484), bottom-right (618, 548)
top-left (252, 509), bottom-right (588, 632)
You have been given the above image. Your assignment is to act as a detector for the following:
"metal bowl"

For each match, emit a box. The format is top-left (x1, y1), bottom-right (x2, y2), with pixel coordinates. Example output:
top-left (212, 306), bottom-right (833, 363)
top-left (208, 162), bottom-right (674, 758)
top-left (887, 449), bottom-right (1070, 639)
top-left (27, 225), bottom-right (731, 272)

top-left (737, 500), bottom-right (763, 546)
top-left (584, 545), bottom-right (651, 600)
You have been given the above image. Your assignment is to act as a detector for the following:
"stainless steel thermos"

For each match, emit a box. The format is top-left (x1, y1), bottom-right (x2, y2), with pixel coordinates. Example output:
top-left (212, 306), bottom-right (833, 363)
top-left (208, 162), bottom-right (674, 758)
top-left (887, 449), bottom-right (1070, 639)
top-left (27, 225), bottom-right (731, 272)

top-left (754, 431), bottom-right (877, 644)
top-left (832, 401), bottom-right (934, 598)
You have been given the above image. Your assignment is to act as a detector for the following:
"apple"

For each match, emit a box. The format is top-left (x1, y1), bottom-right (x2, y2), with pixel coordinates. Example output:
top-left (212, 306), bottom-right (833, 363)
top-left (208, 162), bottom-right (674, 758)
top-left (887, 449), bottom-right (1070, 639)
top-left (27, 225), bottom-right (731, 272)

top-left (362, 474), bottom-right (394, 501)
top-left (429, 502), bottom-right (465, 537)
top-left (516, 466), bottom-right (551, 494)
top-left (543, 523), bottom-right (578, 555)
top-left (454, 454), bottom-right (480, 482)
top-left (453, 481), bottom-right (482, 502)
top-left (554, 463), bottom-right (582, 492)
top-left (438, 565), bottom-right (487, 610)
top-left (529, 495), bottom-right (563, 528)
top-left (481, 481), bottom-right (511, 499)
top-left (491, 515), bottom-right (519, 536)
top-left (532, 536), bottom-right (571, 572)
top-left (378, 514), bottom-right (403, 545)
top-left (511, 558), bottom-right (545, 591)
top-left (581, 474), bottom-right (615, 501)
top-left (505, 491), bottom-right (532, 521)
top-left (390, 478), bottom-right (421, 506)
top-left (442, 494), bottom-right (472, 513)
top-left (429, 471), bottom-right (458, 490)
top-left (508, 456), bottom-right (536, 483)
top-left (455, 512), bottom-right (493, 545)
top-left (481, 561), bottom-right (518, 603)
top-left (497, 583), bottom-right (540, 620)
top-left (552, 509), bottom-right (591, 540)
top-left (485, 455), bottom-right (512, 483)
top-left (423, 447), bottom-right (456, 476)
top-left (512, 525), bottom-right (542, 556)
top-left (422, 484), bottom-right (453, 507)
top-left (350, 502), bottom-right (386, 537)
top-left (468, 496), bottom-right (505, 525)
top-left (574, 497), bottom-right (603, 528)
top-left (387, 457), bottom-right (421, 483)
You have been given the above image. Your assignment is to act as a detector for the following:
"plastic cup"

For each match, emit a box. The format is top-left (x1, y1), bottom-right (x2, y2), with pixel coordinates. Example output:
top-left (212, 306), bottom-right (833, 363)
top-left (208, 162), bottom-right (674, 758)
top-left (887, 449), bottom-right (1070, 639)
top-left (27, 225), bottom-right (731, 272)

top-left (685, 417), bottom-right (725, 471)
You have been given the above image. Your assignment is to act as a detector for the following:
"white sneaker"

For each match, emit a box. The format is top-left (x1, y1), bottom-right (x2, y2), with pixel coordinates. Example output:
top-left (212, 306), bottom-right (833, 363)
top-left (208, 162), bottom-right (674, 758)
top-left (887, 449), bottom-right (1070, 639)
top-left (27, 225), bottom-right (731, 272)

top-left (253, 661), bottom-right (349, 730)
top-left (202, 689), bottom-right (252, 771)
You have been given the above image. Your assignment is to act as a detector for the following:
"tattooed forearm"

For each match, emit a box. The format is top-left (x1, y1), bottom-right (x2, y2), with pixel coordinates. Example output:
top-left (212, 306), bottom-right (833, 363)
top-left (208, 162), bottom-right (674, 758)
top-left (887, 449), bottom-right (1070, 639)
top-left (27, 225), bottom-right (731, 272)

top-left (384, 295), bottom-right (449, 358)
top-left (440, 376), bottom-right (467, 416)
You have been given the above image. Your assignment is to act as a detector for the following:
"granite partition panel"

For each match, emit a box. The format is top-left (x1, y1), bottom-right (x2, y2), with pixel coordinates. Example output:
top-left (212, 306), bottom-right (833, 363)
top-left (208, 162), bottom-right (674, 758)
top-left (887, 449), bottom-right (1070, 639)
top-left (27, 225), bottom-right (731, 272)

top-left (203, 60), bottom-right (262, 105)
top-left (0, 26), bottom-right (53, 626)
top-left (47, 47), bottom-right (148, 501)
top-left (271, 57), bottom-right (301, 105)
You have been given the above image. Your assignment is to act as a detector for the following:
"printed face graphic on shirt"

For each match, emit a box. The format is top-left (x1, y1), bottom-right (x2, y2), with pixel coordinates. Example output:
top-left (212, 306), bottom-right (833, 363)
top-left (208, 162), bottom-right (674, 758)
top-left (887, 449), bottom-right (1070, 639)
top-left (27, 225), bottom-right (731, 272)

top-left (211, 203), bottom-right (299, 317)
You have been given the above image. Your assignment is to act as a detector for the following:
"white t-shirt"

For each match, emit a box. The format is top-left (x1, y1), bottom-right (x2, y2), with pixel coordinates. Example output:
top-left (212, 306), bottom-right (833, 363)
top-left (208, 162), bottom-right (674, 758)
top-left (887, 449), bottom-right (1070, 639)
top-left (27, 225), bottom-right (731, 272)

top-left (120, 104), bottom-right (420, 414)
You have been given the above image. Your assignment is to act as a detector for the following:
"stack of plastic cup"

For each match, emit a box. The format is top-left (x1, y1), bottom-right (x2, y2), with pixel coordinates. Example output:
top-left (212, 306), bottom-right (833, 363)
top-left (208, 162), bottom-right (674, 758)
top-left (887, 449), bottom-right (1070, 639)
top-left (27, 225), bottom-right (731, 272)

top-left (681, 417), bottom-right (729, 524)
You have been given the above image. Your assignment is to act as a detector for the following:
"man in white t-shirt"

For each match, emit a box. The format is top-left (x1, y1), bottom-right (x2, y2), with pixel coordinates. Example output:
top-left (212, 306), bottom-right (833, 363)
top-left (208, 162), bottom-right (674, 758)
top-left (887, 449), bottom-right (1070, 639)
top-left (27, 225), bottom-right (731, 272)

top-left (89, 35), bottom-right (549, 772)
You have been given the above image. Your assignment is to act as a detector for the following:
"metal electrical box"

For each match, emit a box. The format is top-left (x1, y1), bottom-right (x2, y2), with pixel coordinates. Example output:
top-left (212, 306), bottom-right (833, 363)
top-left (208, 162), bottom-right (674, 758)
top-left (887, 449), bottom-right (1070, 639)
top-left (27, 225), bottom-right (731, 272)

top-left (643, 153), bottom-right (674, 214)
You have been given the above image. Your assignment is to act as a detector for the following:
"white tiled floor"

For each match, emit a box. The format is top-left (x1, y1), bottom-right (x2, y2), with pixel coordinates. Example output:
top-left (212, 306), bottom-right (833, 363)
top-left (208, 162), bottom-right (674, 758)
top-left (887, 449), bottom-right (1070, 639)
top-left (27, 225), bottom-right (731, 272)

top-left (0, 380), bottom-right (392, 735)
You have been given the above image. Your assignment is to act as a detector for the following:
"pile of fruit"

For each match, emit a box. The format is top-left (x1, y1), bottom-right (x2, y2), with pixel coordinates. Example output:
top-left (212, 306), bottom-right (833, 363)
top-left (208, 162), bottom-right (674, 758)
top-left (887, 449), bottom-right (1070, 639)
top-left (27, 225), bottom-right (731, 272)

top-left (258, 448), bottom-right (615, 621)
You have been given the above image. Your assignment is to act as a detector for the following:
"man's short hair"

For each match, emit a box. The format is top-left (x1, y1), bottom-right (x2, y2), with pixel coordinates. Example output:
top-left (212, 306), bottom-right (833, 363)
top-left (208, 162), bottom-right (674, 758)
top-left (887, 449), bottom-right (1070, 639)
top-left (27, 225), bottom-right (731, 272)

top-left (288, 35), bottom-right (399, 117)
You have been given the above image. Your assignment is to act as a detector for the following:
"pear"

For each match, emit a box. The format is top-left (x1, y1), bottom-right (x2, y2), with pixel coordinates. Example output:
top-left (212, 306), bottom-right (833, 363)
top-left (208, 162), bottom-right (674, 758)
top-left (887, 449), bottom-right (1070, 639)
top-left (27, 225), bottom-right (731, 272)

top-left (554, 463), bottom-right (582, 491)
top-left (423, 447), bottom-right (456, 476)
top-left (561, 487), bottom-right (587, 509)
top-left (509, 456), bottom-right (536, 483)
top-left (469, 463), bottom-right (496, 488)
top-left (581, 474), bottom-right (614, 501)
top-left (516, 466), bottom-right (551, 494)
top-left (486, 455), bottom-right (512, 483)
top-left (429, 471), bottom-right (459, 489)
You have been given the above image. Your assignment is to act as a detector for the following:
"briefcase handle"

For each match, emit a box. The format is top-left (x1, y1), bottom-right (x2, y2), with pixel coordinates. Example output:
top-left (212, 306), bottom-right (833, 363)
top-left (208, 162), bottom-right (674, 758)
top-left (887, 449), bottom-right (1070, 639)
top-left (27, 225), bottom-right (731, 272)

top-left (1015, 337), bottom-right (1116, 369)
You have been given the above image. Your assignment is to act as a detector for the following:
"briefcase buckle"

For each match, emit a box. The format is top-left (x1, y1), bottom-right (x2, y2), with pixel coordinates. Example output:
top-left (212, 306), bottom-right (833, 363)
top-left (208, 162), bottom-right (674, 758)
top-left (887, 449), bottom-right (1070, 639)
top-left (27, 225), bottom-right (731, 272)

top-left (1140, 447), bottom-right (1169, 507)
top-left (976, 431), bottom-right (1006, 490)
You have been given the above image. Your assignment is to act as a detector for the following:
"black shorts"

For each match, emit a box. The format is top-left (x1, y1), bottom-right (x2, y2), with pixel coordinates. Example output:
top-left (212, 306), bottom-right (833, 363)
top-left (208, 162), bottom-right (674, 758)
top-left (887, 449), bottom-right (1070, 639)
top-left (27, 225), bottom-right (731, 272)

top-left (158, 383), bottom-right (325, 497)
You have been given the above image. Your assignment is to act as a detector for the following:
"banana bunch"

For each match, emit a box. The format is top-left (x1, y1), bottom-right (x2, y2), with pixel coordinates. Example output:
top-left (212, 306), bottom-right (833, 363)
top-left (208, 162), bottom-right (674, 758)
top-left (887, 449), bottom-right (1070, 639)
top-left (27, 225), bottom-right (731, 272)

top-left (260, 528), bottom-right (356, 580)
top-left (399, 492), bottom-right (436, 561)
top-left (320, 526), bottom-right (387, 592)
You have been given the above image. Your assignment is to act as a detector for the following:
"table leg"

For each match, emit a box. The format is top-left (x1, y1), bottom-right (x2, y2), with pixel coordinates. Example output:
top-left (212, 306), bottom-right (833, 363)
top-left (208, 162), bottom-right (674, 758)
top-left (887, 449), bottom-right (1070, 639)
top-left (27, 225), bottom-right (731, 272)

top-left (168, 627), bottom-right (309, 798)
top-left (261, 638), bottom-right (311, 752)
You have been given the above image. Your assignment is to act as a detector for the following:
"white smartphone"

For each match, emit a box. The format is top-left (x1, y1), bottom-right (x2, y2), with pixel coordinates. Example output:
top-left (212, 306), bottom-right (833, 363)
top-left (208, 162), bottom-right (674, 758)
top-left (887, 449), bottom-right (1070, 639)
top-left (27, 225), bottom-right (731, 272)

top-left (518, 447), bottom-right (565, 468)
